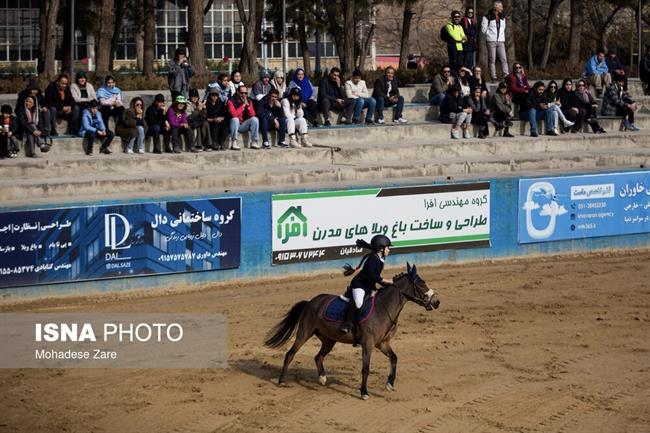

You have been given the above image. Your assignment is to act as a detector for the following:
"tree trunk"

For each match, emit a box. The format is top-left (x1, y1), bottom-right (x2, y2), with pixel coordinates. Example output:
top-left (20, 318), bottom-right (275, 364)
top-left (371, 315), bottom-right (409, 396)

top-left (539, 0), bottom-right (564, 69)
top-left (343, 0), bottom-right (355, 73)
top-left (568, 0), bottom-right (582, 68)
top-left (526, 0), bottom-right (533, 68)
top-left (503, 0), bottom-right (516, 70)
top-left (38, 0), bottom-right (61, 77)
top-left (96, 0), bottom-right (115, 74)
top-left (476, 0), bottom-right (491, 74)
top-left (109, 1), bottom-right (126, 71)
top-left (324, 1), bottom-right (345, 70)
top-left (358, 23), bottom-right (374, 72)
top-left (398, 2), bottom-right (415, 70)
top-left (188, 0), bottom-right (207, 77)
top-left (135, 30), bottom-right (144, 71)
top-left (297, 17), bottom-right (312, 75)
top-left (61, 4), bottom-right (72, 76)
top-left (143, 0), bottom-right (155, 77)
top-left (236, 0), bottom-right (262, 76)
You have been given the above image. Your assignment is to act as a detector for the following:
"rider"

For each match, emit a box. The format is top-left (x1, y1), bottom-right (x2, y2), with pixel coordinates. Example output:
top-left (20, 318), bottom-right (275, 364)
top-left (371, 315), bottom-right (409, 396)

top-left (340, 235), bottom-right (393, 342)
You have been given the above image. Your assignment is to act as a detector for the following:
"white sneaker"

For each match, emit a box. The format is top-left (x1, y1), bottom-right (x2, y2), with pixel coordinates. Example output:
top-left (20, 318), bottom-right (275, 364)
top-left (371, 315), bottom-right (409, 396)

top-left (262, 141), bottom-right (270, 148)
top-left (376, 118), bottom-right (385, 124)
top-left (126, 149), bottom-right (134, 154)
top-left (250, 141), bottom-right (261, 149)
top-left (564, 119), bottom-right (575, 127)
top-left (231, 140), bottom-right (240, 150)
top-left (136, 149), bottom-right (144, 154)
top-left (393, 118), bottom-right (408, 124)
top-left (451, 128), bottom-right (461, 139)
top-left (463, 128), bottom-right (472, 139)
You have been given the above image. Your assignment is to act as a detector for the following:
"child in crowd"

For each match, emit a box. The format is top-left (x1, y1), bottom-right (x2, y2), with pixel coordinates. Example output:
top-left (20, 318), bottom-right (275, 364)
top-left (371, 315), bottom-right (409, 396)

top-left (0, 104), bottom-right (20, 158)
top-left (78, 100), bottom-right (114, 155)
top-left (145, 94), bottom-right (171, 153)
top-left (167, 95), bottom-right (196, 153)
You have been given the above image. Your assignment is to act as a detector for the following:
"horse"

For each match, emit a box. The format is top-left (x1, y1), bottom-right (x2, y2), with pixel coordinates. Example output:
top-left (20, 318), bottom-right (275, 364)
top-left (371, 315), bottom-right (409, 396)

top-left (264, 263), bottom-right (440, 400)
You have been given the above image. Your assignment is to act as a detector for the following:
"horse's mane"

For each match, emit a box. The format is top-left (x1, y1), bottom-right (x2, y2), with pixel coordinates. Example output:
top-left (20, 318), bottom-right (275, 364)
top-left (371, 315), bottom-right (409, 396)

top-left (392, 272), bottom-right (407, 280)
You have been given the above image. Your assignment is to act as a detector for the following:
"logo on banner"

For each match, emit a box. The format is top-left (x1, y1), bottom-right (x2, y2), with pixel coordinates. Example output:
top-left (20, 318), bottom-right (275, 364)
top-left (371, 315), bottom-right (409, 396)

top-left (522, 182), bottom-right (568, 239)
top-left (104, 213), bottom-right (131, 250)
top-left (276, 206), bottom-right (308, 244)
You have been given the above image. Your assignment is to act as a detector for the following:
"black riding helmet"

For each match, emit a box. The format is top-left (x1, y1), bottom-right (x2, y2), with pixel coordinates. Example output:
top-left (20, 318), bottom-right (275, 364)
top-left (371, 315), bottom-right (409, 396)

top-left (371, 234), bottom-right (391, 251)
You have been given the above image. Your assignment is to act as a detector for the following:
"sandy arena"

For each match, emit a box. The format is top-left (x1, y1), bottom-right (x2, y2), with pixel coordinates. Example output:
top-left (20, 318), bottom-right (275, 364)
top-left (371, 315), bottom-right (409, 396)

top-left (1, 249), bottom-right (649, 433)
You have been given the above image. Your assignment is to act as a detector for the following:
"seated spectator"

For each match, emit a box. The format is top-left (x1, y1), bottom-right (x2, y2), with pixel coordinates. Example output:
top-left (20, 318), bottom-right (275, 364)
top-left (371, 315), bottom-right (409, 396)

top-left (601, 75), bottom-right (640, 131)
top-left (204, 73), bottom-right (229, 103)
top-left (70, 71), bottom-right (96, 132)
top-left (227, 84), bottom-right (259, 150)
top-left (145, 94), bottom-right (171, 153)
top-left (640, 46), bottom-right (650, 95)
top-left (468, 65), bottom-right (488, 99)
top-left (456, 66), bottom-right (472, 97)
top-left (542, 80), bottom-right (574, 134)
top-left (557, 79), bottom-right (585, 133)
top-left (167, 95), bottom-right (196, 153)
top-left (257, 88), bottom-right (286, 149)
top-left (429, 65), bottom-right (453, 107)
top-left (467, 86), bottom-right (490, 138)
top-left (318, 67), bottom-right (353, 126)
top-left (505, 62), bottom-right (530, 108)
top-left (0, 104), bottom-right (20, 158)
top-left (288, 67), bottom-right (319, 127)
top-left (345, 69), bottom-right (376, 125)
top-left (116, 97), bottom-right (147, 154)
top-left (606, 48), bottom-right (627, 91)
top-left (97, 75), bottom-right (125, 129)
top-left (16, 79), bottom-right (51, 136)
top-left (489, 82), bottom-right (514, 137)
top-left (228, 70), bottom-right (244, 97)
top-left (373, 66), bottom-right (407, 124)
top-left (282, 87), bottom-right (311, 148)
top-left (252, 70), bottom-right (272, 111)
top-left (575, 79), bottom-right (606, 133)
top-left (584, 48), bottom-right (611, 98)
top-left (187, 88), bottom-right (210, 151)
top-left (521, 81), bottom-right (556, 137)
top-left (205, 89), bottom-right (228, 151)
top-left (17, 95), bottom-right (51, 157)
top-left (440, 83), bottom-right (472, 139)
top-left (44, 73), bottom-right (79, 135)
top-left (271, 70), bottom-right (287, 97)
top-left (78, 100), bottom-right (113, 155)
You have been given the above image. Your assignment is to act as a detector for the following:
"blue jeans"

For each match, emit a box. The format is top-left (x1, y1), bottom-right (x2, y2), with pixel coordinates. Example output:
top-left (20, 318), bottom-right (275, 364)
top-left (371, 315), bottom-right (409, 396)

top-left (352, 97), bottom-right (377, 122)
top-left (127, 125), bottom-right (146, 152)
top-left (230, 117), bottom-right (259, 143)
top-left (429, 93), bottom-right (445, 107)
top-left (376, 96), bottom-right (404, 121)
top-left (260, 115), bottom-right (286, 144)
top-left (521, 108), bottom-right (555, 133)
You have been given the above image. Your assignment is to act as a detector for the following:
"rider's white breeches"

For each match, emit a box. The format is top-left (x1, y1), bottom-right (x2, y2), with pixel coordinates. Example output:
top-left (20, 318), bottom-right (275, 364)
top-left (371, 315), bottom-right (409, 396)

top-left (351, 288), bottom-right (365, 309)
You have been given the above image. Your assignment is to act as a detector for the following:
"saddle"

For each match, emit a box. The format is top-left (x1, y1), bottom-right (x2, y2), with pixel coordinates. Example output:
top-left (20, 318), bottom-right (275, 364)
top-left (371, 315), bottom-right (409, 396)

top-left (322, 294), bottom-right (376, 324)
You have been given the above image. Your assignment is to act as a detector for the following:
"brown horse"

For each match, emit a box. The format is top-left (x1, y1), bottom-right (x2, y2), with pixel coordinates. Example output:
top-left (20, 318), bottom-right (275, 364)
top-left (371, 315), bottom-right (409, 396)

top-left (264, 263), bottom-right (440, 400)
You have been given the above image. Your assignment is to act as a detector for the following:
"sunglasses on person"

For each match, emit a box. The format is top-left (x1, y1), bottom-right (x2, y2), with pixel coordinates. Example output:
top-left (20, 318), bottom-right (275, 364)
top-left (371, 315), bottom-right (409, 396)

top-left (443, 70), bottom-right (451, 74)
top-left (577, 84), bottom-right (585, 87)
top-left (515, 66), bottom-right (522, 70)
top-left (549, 85), bottom-right (557, 89)
top-left (453, 15), bottom-right (461, 18)
top-left (239, 91), bottom-right (248, 95)
top-left (134, 102), bottom-right (142, 106)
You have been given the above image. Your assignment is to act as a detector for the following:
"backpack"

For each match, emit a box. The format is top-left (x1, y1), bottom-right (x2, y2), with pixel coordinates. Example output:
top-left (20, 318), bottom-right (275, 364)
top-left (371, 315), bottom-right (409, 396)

top-left (440, 25), bottom-right (451, 43)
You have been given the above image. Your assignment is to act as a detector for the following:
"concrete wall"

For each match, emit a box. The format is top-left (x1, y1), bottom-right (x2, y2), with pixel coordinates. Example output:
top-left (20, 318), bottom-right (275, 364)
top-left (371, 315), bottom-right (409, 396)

top-left (2, 169), bottom-right (650, 300)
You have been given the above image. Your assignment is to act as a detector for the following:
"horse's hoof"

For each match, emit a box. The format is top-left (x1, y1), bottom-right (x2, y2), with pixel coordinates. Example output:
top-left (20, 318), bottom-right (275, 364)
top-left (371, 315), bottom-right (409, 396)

top-left (277, 379), bottom-right (288, 387)
top-left (360, 394), bottom-right (370, 400)
top-left (318, 375), bottom-right (327, 386)
top-left (385, 383), bottom-right (395, 392)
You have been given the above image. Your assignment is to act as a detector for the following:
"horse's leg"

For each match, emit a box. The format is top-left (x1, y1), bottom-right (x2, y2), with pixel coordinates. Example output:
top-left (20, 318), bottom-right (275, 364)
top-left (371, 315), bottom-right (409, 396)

top-left (278, 322), bottom-right (313, 385)
top-left (360, 339), bottom-right (373, 400)
top-left (377, 340), bottom-right (398, 391)
top-left (314, 337), bottom-right (336, 386)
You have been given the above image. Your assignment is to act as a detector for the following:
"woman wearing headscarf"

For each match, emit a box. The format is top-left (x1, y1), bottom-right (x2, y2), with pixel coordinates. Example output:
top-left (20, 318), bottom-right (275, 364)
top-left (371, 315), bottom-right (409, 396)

top-left (271, 70), bottom-right (287, 97)
top-left (288, 67), bottom-right (319, 127)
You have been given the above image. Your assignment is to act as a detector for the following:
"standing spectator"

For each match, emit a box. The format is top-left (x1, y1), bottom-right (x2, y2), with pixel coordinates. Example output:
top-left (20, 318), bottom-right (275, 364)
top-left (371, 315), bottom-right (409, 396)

top-left (429, 65), bottom-right (453, 107)
top-left (257, 88), bottom-right (286, 149)
top-left (0, 105), bottom-right (19, 158)
top-left (317, 67), bottom-right (354, 126)
top-left (271, 70), bottom-right (287, 97)
top-left (467, 86), bottom-right (490, 138)
top-left (345, 69), bottom-right (376, 125)
top-left (116, 97), bottom-right (147, 154)
top-left (461, 7), bottom-right (478, 69)
top-left (227, 84), bottom-right (260, 150)
top-left (542, 80), bottom-right (574, 134)
top-left (228, 70), bottom-right (244, 97)
top-left (640, 46), bottom-right (650, 95)
top-left (16, 79), bottom-right (50, 135)
top-left (584, 48), bottom-right (611, 98)
top-left (601, 75), bottom-right (640, 131)
top-left (468, 66), bottom-right (488, 99)
top-left (440, 83), bottom-right (472, 139)
top-left (145, 94), bottom-right (171, 154)
top-left (456, 66), bottom-right (473, 97)
top-left (187, 88), bottom-right (210, 151)
top-left (252, 70), bottom-right (272, 111)
top-left (481, 1), bottom-right (509, 82)
top-left (505, 62), bottom-right (530, 108)
top-left (167, 95), bottom-right (196, 153)
top-left (575, 79), bottom-right (606, 133)
top-left (288, 67), bottom-right (319, 127)
top-left (490, 82), bottom-right (514, 137)
top-left (373, 66), bottom-right (407, 124)
top-left (444, 11), bottom-right (466, 72)
top-left (205, 89), bottom-right (229, 151)
top-left (521, 81), bottom-right (557, 137)
top-left (557, 79), bottom-right (585, 133)
top-left (70, 71), bottom-right (96, 132)
top-left (44, 73), bottom-right (79, 135)
top-left (16, 95), bottom-right (50, 157)
top-left (282, 87), bottom-right (311, 148)
top-left (78, 100), bottom-right (114, 155)
top-left (168, 47), bottom-right (194, 101)
top-left (96, 75), bottom-right (125, 129)
top-left (606, 48), bottom-right (627, 91)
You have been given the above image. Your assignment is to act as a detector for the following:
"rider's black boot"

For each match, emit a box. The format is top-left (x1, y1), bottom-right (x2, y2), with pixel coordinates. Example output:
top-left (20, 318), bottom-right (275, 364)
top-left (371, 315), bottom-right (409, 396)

top-left (339, 303), bottom-right (357, 334)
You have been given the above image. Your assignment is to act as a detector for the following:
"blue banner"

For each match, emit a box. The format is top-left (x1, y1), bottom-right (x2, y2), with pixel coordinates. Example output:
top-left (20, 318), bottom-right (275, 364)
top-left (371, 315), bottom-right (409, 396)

top-left (0, 198), bottom-right (241, 288)
top-left (518, 171), bottom-right (650, 243)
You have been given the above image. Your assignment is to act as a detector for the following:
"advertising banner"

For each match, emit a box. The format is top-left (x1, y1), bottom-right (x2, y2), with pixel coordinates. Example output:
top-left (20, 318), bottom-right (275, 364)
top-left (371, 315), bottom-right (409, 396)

top-left (272, 183), bottom-right (490, 265)
top-left (518, 171), bottom-right (650, 243)
top-left (0, 198), bottom-right (241, 288)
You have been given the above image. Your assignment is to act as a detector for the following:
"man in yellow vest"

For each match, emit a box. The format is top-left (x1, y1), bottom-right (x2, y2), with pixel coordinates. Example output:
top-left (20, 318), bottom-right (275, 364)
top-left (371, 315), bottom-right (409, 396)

top-left (445, 11), bottom-right (467, 73)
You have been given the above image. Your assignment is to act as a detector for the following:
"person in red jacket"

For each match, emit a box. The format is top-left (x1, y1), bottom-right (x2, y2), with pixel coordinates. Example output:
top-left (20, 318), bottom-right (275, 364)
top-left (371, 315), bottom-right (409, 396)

top-left (227, 85), bottom-right (259, 150)
top-left (505, 62), bottom-right (530, 109)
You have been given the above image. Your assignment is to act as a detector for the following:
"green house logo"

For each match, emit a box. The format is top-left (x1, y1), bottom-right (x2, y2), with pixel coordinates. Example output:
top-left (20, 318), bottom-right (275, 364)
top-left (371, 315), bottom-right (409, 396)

top-left (277, 206), bottom-right (308, 244)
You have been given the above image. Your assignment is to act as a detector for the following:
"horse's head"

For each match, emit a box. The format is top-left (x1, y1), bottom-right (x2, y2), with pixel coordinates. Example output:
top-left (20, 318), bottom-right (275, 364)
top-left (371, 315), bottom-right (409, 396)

top-left (393, 263), bottom-right (440, 310)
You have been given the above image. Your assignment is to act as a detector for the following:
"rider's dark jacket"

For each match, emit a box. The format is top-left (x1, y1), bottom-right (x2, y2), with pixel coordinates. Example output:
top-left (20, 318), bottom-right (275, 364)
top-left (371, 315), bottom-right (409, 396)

top-left (350, 254), bottom-right (384, 293)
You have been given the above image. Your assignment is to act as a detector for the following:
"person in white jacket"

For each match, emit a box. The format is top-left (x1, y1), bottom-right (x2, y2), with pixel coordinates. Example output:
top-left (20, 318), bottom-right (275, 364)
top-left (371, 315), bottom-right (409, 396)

top-left (345, 69), bottom-right (377, 125)
top-left (281, 87), bottom-right (311, 148)
top-left (481, 1), bottom-right (509, 82)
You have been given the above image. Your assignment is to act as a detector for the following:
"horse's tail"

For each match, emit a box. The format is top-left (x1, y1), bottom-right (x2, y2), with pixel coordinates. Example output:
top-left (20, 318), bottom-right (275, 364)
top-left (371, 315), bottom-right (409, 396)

top-left (264, 300), bottom-right (308, 348)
